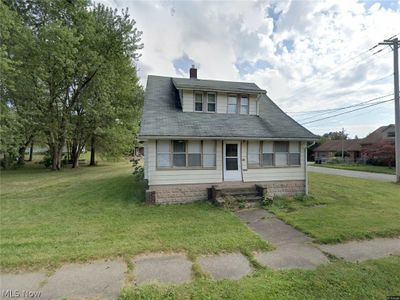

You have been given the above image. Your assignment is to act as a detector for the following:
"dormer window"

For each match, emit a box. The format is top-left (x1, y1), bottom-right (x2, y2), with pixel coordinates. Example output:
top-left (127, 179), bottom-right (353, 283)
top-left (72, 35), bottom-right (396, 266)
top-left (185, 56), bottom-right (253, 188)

top-left (240, 96), bottom-right (249, 114)
top-left (195, 93), bottom-right (203, 111)
top-left (207, 93), bottom-right (216, 112)
top-left (227, 95), bottom-right (237, 113)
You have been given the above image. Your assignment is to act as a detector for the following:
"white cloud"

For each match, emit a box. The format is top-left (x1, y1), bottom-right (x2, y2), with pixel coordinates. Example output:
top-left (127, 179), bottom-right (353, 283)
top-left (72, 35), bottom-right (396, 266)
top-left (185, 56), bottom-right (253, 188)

top-left (99, 0), bottom-right (399, 137)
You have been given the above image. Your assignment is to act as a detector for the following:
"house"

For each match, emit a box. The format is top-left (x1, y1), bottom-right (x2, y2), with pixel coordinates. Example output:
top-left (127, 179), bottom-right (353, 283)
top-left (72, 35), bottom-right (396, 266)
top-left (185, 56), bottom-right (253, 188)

top-left (360, 124), bottom-right (395, 165)
top-left (313, 139), bottom-right (362, 163)
top-left (139, 66), bottom-right (317, 204)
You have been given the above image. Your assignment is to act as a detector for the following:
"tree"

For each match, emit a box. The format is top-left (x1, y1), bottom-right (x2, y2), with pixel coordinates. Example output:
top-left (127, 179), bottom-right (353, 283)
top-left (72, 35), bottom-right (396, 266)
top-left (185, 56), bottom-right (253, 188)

top-left (3, 1), bottom-right (143, 170)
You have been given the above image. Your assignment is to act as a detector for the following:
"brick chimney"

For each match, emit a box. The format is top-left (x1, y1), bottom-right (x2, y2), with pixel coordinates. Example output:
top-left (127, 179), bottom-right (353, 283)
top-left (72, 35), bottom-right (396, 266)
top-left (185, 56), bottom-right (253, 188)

top-left (189, 65), bottom-right (197, 79)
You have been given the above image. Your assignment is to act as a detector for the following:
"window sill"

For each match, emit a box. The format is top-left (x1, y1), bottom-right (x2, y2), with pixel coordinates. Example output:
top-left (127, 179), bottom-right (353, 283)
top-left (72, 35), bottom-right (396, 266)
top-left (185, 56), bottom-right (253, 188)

top-left (156, 167), bottom-right (217, 171)
top-left (247, 165), bottom-right (302, 169)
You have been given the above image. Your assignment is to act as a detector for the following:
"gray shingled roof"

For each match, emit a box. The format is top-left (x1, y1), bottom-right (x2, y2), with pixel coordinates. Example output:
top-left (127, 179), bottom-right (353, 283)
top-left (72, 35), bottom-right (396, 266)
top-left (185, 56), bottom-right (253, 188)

top-left (172, 77), bottom-right (266, 94)
top-left (139, 75), bottom-right (317, 140)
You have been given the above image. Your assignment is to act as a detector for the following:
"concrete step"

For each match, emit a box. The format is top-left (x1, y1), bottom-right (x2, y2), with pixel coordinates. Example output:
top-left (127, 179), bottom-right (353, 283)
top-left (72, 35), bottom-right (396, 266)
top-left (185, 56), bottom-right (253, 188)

top-left (222, 190), bottom-right (259, 197)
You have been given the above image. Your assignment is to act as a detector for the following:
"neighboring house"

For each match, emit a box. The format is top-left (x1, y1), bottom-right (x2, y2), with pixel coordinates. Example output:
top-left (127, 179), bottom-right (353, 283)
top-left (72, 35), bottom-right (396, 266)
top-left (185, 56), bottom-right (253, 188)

top-left (313, 139), bottom-right (362, 163)
top-left (360, 124), bottom-right (395, 165)
top-left (139, 67), bottom-right (317, 204)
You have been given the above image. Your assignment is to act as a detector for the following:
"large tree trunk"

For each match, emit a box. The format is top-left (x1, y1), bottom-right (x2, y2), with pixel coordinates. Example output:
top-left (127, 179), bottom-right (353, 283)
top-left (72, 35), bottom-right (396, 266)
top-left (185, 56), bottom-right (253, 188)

top-left (50, 146), bottom-right (62, 171)
top-left (28, 142), bottom-right (34, 161)
top-left (71, 141), bottom-right (79, 168)
top-left (90, 136), bottom-right (96, 166)
top-left (17, 146), bottom-right (26, 165)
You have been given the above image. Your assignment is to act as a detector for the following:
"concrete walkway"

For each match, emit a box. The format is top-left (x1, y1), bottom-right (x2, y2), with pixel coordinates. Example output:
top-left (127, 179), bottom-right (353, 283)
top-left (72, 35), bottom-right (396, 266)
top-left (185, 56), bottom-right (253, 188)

top-left (308, 165), bottom-right (396, 182)
top-left (237, 208), bottom-right (400, 269)
top-left (237, 209), bottom-right (329, 269)
top-left (1, 209), bottom-right (399, 299)
top-left (320, 237), bottom-right (400, 262)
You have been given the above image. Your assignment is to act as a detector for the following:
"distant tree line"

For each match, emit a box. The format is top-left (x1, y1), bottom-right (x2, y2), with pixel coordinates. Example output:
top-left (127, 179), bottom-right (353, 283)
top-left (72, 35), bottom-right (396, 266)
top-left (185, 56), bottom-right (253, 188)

top-left (0, 0), bottom-right (144, 170)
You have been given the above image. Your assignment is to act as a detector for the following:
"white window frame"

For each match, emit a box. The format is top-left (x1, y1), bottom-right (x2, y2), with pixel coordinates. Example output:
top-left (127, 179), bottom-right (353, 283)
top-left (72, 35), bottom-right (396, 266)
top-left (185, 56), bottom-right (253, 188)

top-left (240, 95), bottom-right (249, 114)
top-left (194, 92), bottom-right (203, 112)
top-left (227, 95), bottom-right (237, 114)
top-left (207, 93), bottom-right (217, 113)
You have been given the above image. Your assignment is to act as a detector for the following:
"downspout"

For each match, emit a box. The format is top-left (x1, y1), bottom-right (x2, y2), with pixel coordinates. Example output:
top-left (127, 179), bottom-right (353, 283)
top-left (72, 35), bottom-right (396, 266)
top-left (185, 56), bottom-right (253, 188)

top-left (305, 141), bottom-right (316, 195)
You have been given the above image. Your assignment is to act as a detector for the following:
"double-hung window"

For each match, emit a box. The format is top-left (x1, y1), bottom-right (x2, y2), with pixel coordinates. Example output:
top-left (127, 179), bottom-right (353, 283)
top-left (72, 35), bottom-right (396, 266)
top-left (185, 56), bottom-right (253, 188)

top-left (173, 140), bottom-right (186, 167)
top-left (227, 95), bottom-right (237, 113)
top-left (274, 141), bottom-right (289, 166)
top-left (188, 141), bottom-right (201, 167)
top-left (157, 140), bottom-right (216, 168)
top-left (262, 142), bottom-right (274, 166)
top-left (247, 141), bottom-right (260, 167)
top-left (194, 93), bottom-right (203, 112)
top-left (240, 96), bottom-right (249, 114)
top-left (203, 140), bottom-right (216, 167)
top-left (157, 140), bottom-right (171, 168)
top-left (207, 93), bottom-right (216, 112)
top-left (289, 142), bottom-right (301, 166)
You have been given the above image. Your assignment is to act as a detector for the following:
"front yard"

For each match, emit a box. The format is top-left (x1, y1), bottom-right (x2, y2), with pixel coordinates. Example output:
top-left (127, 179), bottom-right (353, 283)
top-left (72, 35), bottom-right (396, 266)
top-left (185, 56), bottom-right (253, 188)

top-left (268, 172), bottom-right (400, 243)
top-left (1, 161), bottom-right (400, 299)
top-left (0, 161), bottom-right (268, 271)
top-left (312, 162), bottom-right (396, 175)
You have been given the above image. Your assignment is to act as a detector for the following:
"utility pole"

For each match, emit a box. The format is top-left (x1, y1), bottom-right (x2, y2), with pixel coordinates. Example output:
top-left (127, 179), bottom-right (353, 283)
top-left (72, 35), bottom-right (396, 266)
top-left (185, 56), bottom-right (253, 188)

top-left (341, 127), bottom-right (345, 161)
top-left (379, 37), bottom-right (400, 182)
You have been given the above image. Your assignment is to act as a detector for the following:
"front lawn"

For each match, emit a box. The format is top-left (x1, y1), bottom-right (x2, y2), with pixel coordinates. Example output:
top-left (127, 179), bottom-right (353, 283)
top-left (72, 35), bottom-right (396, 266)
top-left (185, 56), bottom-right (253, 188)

top-left (313, 163), bottom-right (396, 175)
top-left (268, 173), bottom-right (400, 243)
top-left (0, 161), bottom-right (268, 271)
top-left (119, 256), bottom-right (400, 299)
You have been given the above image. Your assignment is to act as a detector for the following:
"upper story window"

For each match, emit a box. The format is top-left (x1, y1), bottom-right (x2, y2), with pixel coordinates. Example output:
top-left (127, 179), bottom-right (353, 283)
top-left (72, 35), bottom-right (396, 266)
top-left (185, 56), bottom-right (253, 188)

top-left (194, 93), bottom-right (203, 112)
top-left (227, 95), bottom-right (237, 113)
top-left (240, 96), bottom-right (249, 114)
top-left (387, 131), bottom-right (395, 137)
top-left (207, 93), bottom-right (216, 112)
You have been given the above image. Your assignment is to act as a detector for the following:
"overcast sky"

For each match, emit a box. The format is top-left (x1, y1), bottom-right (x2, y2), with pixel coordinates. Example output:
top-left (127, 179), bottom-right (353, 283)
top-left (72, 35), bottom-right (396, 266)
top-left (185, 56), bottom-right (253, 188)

top-left (99, 0), bottom-right (399, 138)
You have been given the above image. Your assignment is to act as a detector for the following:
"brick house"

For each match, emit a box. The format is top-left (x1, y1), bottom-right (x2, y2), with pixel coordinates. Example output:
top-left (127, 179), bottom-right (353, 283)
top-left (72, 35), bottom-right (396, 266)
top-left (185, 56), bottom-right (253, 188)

top-left (360, 124), bottom-right (395, 165)
top-left (139, 67), bottom-right (317, 204)
top-left (313, 139), bottom-right (362, 163)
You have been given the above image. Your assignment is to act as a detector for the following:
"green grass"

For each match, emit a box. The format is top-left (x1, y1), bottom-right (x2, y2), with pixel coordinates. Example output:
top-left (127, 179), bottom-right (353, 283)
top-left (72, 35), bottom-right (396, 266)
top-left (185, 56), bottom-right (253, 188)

top-left (119, 256), bottom-right (400, 300)
top-left (313, 163), bottom-right (396, 175)
top-left (268, 173), bottom-right (400, 243)
top-left (0, 161), bottom-right (268, 271)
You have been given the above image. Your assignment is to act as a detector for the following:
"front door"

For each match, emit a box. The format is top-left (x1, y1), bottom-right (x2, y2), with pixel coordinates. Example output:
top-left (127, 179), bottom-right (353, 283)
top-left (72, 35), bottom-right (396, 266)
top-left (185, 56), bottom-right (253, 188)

top-left (223, 142), bottom-right (242, 181)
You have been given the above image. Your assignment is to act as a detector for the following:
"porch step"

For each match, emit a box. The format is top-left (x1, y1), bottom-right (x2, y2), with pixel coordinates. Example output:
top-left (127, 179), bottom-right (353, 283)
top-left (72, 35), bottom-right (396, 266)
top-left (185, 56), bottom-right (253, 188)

top-left (211, 185), bottom-right (263, 208)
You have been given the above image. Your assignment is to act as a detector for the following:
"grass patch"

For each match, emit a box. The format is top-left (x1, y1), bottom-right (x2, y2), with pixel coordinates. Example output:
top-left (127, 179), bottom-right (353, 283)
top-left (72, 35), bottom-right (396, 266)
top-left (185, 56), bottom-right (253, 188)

top-left (268, 173), bottom-right (400, 243)
top-left (118, 256), bottom-right (400, 300)
top-left (0, 161), bottom-right (268, 271)
top-left (313, 163), bottom-right (395, 175)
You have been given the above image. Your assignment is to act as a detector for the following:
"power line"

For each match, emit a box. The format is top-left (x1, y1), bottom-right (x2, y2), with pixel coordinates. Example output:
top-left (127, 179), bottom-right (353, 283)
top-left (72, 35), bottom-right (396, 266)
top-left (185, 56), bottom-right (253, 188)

top-left (279, 46), bottom-right (392, 103)
top-left (277, 34), bottom-right (399, 103)
top-left (300, 98), bottom-right (394, 125)
top-left (297, 93), bottom-right (394, 122)
top-left (287, 93), bottom-right (393, 116)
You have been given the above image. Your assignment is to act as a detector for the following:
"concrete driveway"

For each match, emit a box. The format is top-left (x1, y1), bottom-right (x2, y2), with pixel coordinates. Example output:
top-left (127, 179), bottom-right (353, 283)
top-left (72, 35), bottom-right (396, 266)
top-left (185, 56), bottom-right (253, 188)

top-left (308, 166), bottom-right (396, 182)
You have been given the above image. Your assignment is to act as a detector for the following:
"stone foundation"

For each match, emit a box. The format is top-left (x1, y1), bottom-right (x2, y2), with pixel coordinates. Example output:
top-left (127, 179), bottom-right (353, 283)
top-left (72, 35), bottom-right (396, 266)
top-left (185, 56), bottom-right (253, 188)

top-left (147, 183), bottom-right (211, 204)
top-left (147, 180), bottom-right (305, 204)
top-left (260, 180), bottom-right (305, 197)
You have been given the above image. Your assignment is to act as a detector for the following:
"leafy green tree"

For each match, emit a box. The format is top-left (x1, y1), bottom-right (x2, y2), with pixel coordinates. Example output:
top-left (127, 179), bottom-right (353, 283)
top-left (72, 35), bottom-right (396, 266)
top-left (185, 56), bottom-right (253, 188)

top-left (3, 1), bottom-right (143, 170)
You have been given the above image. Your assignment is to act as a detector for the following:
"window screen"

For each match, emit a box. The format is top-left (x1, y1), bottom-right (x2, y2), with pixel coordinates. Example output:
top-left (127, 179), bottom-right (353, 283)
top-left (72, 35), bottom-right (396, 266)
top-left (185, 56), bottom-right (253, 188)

top-left (173, 140), bottom-right (186, 167)
top-left (227, 96), bottom-right (237, 113)
top-left (240, 96), bottom-right (249, 114)
top-left (195, 93), bottom-right (203, 112)
top-left (207, 94), bottom-right (216, 112)
top-left (248, 141), bottom-right (260, 166)
top-left (157, 140), bottom-right (171, 168)
top-left (188, 141), bottom-right (201, 167)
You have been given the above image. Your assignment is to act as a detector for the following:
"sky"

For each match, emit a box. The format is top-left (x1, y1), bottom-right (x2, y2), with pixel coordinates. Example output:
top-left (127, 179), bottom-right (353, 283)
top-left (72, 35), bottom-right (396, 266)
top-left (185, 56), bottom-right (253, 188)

top-left (98, 0), bottom-right (400, 138)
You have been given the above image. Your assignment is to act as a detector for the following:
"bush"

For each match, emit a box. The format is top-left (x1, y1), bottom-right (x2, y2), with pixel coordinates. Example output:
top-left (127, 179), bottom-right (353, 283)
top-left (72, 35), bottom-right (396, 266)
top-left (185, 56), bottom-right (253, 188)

top-left (131, 157), bottom-right (144, 179)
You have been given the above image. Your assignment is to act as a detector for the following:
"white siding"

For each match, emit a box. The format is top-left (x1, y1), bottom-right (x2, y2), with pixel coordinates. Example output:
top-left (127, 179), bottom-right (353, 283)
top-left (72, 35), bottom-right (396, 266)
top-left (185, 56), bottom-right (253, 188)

top-left (181, 90), bottom-right (257, 115)
top-left (242, 141), bottom-right (306, 182)
top-left (143, 142), bottom-right (148, 180)
top-left (249, 95), bottom-right (258, 115)
top-left (182, 90), bottom-right (194, 112)
top-left (216, 92), bottom-right (227, 113)
top-left (147, 140), bottom-right (223, 185)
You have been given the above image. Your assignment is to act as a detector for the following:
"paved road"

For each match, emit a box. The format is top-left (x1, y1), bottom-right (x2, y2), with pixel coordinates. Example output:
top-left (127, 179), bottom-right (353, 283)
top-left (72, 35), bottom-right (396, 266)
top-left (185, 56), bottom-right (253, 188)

top-left (308, 166), bottom-right (396, 182)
